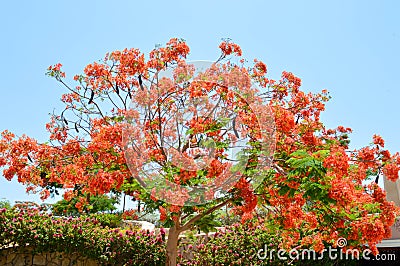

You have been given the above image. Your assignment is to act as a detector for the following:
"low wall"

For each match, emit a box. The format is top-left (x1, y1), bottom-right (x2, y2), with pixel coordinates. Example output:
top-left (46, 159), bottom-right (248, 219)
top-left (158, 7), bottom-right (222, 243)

top-left (0, 246), bottom-right (98, 266)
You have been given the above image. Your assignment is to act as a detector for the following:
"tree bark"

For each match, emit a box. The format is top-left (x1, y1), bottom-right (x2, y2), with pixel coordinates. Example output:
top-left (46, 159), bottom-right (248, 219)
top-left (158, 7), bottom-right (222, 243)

top-left (165, 224), bottom-right (180, 266)
top-left (164, 199), bottom-right (231, 266)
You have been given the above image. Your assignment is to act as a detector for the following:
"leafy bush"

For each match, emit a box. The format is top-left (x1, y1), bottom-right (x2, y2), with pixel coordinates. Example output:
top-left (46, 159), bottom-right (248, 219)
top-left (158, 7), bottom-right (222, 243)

top-left (0, 199), bottom-right (11, 209)
top-left (0, 208), bottom-right (165, 265)
top-left (178, 221), bottom-right (282, 265)
top-left (177, 221), bottom-right (361, 266)
top-left (51, 194), bottom-right (118, 215)
top-left (89, 213), bottom-right (123, 228)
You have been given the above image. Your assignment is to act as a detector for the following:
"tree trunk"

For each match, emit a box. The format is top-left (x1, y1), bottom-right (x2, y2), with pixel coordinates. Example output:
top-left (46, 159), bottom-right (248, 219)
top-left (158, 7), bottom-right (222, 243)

top-left (122, 193), bottom-right (126, 212)
top-left (163, 199), bottom-right (231, 266)
top-left (165, 224), bottom-right (180, 266)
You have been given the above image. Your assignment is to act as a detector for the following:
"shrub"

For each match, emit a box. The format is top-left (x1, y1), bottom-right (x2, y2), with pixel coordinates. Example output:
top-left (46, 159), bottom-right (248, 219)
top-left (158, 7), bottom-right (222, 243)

top-left (90, 213), bottom-right (123, 228)
top-left (0, 208), bottom-right (165, 265)
top-left (51, 194), bottom-right (118, 215)
top-left (177, 221), bottom-right (360, 266)
top-left (178, 221), bottom-right (282, 266)
top-left (0, 199), bottom-right (11, 209)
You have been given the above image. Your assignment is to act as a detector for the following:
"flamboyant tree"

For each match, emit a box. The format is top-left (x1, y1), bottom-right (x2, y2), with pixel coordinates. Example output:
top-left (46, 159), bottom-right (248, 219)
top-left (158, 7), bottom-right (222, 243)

top-left (1, 38), bottom-right (399, 265)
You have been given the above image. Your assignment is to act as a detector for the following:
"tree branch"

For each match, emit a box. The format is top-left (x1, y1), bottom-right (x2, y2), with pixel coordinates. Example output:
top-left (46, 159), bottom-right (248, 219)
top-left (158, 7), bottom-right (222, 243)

top-left (180, 198), bottom-right (231, 232)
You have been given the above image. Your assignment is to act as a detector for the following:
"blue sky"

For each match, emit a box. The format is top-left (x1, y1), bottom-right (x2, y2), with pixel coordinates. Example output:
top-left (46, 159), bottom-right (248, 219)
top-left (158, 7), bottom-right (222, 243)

top-left (0, 0), bottom-right (399, 206)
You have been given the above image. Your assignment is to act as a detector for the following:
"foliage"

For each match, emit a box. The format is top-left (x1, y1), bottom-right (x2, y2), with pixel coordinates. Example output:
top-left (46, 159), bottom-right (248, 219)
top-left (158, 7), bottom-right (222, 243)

top-left (178, 220), bottom-right (360, 266)
top-left (178, 221), bottom-right (281, 265)
top-left (0, 198), bottom-right (11, 209)
top-left (89, 213), bottom-right (122, 228)
top-left (192, 211), bottom-right (222, 234)
top-left (0, 208), bottom-right (165, 265)
top-left (212, 208), bottom-right (241, 227)
top-left (120, 209), bottom-right (138, 220)
top-left (51, 194), bottom-right (118, 215)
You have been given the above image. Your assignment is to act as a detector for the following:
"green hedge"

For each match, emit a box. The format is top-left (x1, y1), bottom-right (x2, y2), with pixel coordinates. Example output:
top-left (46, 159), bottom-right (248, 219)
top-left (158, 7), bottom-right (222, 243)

top-left (177, 222), bottom-right (360, 266)
top-left (178, 222), bottom-right (282, 265)
top-left (0, 208), bottom-right (165, 265)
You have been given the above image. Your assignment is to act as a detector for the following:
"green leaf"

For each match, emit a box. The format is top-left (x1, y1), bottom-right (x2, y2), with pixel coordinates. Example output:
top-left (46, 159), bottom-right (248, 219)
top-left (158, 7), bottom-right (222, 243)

top-left (186, 128), bottom-right (194, 135)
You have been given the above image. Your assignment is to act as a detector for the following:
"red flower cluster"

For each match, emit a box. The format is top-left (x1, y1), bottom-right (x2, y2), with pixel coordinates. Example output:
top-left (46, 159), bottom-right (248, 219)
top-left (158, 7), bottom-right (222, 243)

top-left (219, 40), bottom-right (242, 56)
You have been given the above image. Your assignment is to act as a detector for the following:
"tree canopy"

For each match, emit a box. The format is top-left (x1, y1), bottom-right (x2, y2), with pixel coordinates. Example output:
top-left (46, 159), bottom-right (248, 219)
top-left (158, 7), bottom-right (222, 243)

top-left (1, 38), bottom-right (399, 265)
